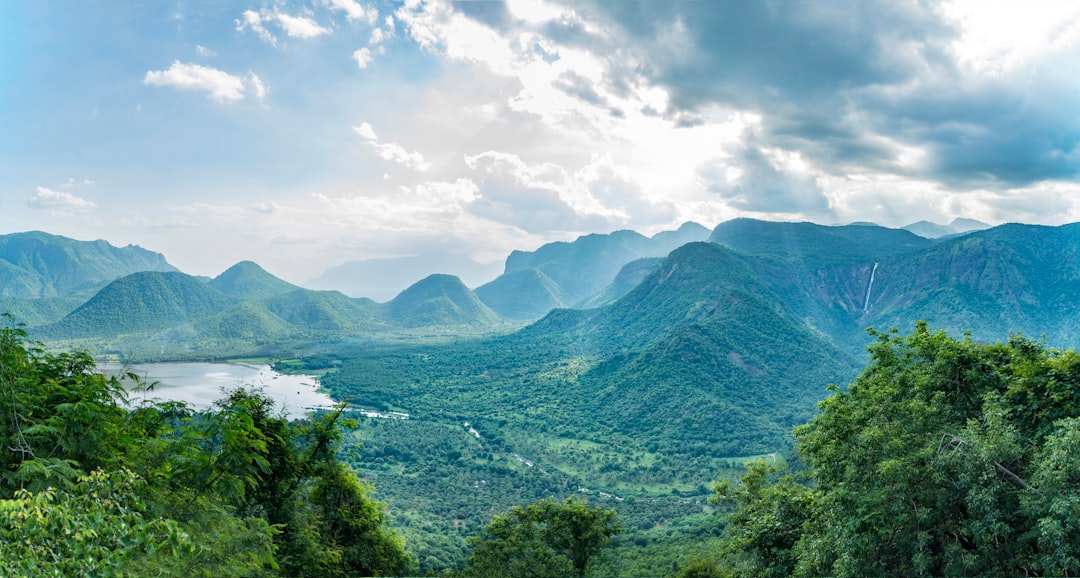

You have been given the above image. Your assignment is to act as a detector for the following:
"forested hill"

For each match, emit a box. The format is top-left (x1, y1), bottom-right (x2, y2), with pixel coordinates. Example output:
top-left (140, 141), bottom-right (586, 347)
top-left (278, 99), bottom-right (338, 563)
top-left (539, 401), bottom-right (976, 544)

top-left (0, 231), bottom-right (176, 299)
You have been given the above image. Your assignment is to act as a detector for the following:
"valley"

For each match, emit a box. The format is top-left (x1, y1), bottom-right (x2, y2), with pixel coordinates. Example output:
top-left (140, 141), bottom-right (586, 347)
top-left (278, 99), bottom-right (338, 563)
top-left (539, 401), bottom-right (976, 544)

top-left (3, 217), bottom-right (1080, 575)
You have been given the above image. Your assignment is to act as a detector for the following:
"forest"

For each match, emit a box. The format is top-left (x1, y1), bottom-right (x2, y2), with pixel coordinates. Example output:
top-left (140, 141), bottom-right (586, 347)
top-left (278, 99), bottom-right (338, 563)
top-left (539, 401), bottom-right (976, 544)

top-left (5, 316), bottom-right (1080, 576)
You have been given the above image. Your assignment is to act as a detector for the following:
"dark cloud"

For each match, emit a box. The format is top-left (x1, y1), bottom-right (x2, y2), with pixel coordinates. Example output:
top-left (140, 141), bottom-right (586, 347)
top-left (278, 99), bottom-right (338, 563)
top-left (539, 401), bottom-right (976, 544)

top-left (568, 0), bottom-right (1080, 190)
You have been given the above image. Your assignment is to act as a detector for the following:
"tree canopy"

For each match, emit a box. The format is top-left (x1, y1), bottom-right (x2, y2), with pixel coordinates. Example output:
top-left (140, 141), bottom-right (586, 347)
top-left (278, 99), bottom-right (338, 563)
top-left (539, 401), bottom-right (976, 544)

top-left (0, 318), bottom-right (411, 576)
top-left (704, 323), bottom-right (1080, 577)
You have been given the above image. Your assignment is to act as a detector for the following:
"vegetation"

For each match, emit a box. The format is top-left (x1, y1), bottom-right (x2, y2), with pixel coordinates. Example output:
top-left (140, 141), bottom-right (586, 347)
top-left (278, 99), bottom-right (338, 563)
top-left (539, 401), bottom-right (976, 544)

top-left (0, 319), bottom-right (411, 576)
top-left (702, 323), bottom-right (1080, 577)
top-left (458, 497), bottom-right (622, 578)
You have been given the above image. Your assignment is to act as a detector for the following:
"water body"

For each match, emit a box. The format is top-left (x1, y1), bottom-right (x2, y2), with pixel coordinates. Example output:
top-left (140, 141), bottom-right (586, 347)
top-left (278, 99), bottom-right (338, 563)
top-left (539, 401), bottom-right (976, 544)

top-left (118, 362), bottom-right (337, 419)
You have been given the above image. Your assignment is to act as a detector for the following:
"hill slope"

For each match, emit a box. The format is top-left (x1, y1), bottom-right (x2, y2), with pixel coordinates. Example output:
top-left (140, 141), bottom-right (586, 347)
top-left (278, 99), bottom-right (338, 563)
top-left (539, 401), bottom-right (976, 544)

top-left (0, 231), bottom-right (176, 299)
top-left (386, 274), bottom-right (501, 328)
top-left (208, 261), bottom-right (300, 301)
top-left (39, 271), bottom-right (236, 338)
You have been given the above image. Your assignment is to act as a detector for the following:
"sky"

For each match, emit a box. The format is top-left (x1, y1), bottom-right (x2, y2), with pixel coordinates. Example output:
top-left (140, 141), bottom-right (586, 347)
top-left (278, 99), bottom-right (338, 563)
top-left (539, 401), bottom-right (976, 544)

top-left (3, 0), bottom-right (1080, 284)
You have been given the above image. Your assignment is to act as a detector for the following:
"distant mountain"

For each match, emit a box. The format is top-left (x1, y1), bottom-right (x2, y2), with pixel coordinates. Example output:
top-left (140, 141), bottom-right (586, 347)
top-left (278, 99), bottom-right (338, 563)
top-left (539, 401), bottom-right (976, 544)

top-left (306, 253), bottom-right (502, 302)
top-left (575, 257), bottom-right (663, 309)
top-left (478, 222), bottom-right (710, 319)
top-left (386, 274), bottom-right (501, 328)
top-left (0, 231), bottom-right (176, 299)
top-left (709, 219), bottom-right (935, 267)
top-left (37, 271), bottom-right (236, 338)
top-left (902, 217), bottom-right (990, 238)
top-left (208, 261), bottom-right (300, 301)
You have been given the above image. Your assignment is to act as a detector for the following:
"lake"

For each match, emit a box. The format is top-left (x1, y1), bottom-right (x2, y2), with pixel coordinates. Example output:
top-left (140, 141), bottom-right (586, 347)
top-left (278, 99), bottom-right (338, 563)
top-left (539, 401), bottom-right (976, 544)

top-left (117, 362), bottom-right (338, 419)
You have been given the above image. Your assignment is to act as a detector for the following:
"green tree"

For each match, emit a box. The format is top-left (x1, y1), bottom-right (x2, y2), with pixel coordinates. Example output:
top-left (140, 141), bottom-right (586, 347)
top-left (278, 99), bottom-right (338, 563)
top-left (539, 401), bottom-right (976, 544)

top-left (462, 496), bottom-right (622, 578)
top-left (715, 323), bottom-right (1080, 577)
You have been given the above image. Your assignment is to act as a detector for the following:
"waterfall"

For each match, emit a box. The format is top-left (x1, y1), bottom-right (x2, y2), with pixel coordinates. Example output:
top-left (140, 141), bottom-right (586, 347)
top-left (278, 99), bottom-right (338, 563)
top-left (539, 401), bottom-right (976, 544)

top-left (863, 262), bottom-right (878, 311)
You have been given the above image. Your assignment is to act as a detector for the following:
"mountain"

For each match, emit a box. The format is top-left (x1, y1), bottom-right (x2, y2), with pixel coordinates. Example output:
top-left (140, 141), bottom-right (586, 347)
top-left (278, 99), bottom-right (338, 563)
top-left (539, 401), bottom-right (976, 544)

top-left (473, 269), bottom-right (568, 321)
top-left (861, 223), bottom-right (1080, 347)
top-left (708, 218), bottom-right (935, 267)
top-left (263, 289), bottom-right (380, 332)
top-left (478, 222), bottom-right (711, 320)
top-left (574, 257), bottom-right (663, 309)
top-left (208, 261), bottom-right (300, 301)
top-left (306, 253), bottom-right (502, 302)
top-left (385, 274), bottom-right (501, 328)
top-left (0, 231), bottom-right (176, 299)
top-left (37, 271), bottom-right (236, 338)
top-left (902, 217), bottom-right (990, 238)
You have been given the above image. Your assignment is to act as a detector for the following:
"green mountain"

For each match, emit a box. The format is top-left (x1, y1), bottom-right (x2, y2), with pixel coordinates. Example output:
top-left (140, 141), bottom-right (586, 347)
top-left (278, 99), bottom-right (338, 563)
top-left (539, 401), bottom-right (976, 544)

top-left (385, 274), bottom-right (501, 328)
top-left (861, 223), bottom-right (1080, 347)
top-left (0, 231), bottom-right (176, 298)
top-left (208, 261), bottom-right (300, 301)
top-left (37, 271), bottom-right (236, 338)
top-left (263, 289), bottom-right (380, 332)
top-left (708, 218), bottom-right (935, 267)
top-left (474, 269), bottom-right (568, 320)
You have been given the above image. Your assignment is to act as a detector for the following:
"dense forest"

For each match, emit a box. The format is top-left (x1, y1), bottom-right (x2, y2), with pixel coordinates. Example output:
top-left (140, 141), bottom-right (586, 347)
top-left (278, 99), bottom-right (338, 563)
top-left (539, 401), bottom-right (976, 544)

top-left (6, 317), bottom-right (1080, 576)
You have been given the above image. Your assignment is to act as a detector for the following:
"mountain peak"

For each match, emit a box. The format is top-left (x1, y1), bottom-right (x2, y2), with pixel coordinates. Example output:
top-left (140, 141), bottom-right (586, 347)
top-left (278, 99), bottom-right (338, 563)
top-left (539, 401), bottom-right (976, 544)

top-left (209, 261), bottom-right (298, 301)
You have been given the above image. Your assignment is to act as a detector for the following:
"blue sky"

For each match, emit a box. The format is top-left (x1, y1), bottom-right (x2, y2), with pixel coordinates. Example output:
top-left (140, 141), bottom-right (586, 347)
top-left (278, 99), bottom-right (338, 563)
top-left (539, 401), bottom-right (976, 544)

top-left (3, 0), bottom-right (1080, 284)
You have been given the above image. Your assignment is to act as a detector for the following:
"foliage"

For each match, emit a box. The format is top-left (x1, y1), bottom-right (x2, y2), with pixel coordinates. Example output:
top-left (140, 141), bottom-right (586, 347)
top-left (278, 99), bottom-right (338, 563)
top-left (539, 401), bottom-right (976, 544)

top-left (0, 468), bottom-right (192, 577)
top-left (714, 323), bottom-right (1080, 577)
top-left (461, 497), bottom-right (622, 578)
top-left (0, 318), bottom-right (411, 576)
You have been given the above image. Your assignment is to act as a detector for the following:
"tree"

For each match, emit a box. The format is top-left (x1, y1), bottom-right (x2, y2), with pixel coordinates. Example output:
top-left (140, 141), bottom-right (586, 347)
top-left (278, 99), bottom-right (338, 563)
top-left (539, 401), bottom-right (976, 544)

top-left (714, 323), bottom-right (1080, 577)
top-left (462, 496), bottom-right (622, 578)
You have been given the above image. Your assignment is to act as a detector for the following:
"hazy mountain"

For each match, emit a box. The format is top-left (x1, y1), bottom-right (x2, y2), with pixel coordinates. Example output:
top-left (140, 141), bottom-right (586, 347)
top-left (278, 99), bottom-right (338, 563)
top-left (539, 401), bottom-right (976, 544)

top-left (479, 222), bottom-right (710, 319)
top-left (386, 274), bottom-right (501, 328)
top-left (306, 253), bottom-right (503, 302)
top-left (0, 231), bottom-right (176, 299)
top-left (208, 261), bottom-right (300, 301)
top-left (574, 257), bottom-right (663, 309)
top-left (37, 271), bottom-right (236, 338)
top-left (473, 268), bottom-right (568, 321)
top-left (902, 217), bottom-right (990, 238)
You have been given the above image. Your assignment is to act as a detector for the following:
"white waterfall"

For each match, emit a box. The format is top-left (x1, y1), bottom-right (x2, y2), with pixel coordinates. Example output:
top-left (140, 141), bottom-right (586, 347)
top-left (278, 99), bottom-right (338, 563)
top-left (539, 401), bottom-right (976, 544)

top-left (863, 262), bottom-right (878, 311)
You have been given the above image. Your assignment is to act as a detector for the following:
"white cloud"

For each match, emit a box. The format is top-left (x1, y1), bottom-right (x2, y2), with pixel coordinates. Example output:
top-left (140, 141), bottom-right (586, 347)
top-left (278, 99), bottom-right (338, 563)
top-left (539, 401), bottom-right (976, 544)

top-left (144, 61), bottom-right (247, 102)
top-left (352, 122), bottom-right (378, 140)
top-left (28, 187), bottom-right (96, 211)
top-left (195, 44), bottom-right (216, 57)
top-left (352, 47), bottom-right (373, 68)
top-left (235, 10), bottom-right (277, 46)
top-left (275, 12), bottom-right (331, 39)
top-left (247, 72), bottom-right (267, 99)
top-left (353, 123), bottom-right (431, 170)
top-left (323, 0), bottom-right (378, 25)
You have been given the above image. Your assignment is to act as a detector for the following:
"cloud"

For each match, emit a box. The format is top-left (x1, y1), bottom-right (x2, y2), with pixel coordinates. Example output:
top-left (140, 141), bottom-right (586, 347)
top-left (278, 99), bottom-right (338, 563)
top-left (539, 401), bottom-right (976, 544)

top-left (235, 10), bottom-right (276, 46)
top-left (195, 44), bottom-right (216, 57)
top-left (28, 187), bottom-right (96, 211)
top-left (697, 144), bottom-right (830, 214)
top-left (352, 123), bottom-right (431, 171)
top-left (275, 12), bottom-right (331, 39)
top-left (246, 72), bottom-right (267, 99)
top-left (352, 47), bottom-right (373, 68)
top-left (577, 0), bottom-right (1080, 191)
top-left (323, 0), bottom-right (378, 25)
top-left (143, 61), bottom-right (247, 102)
